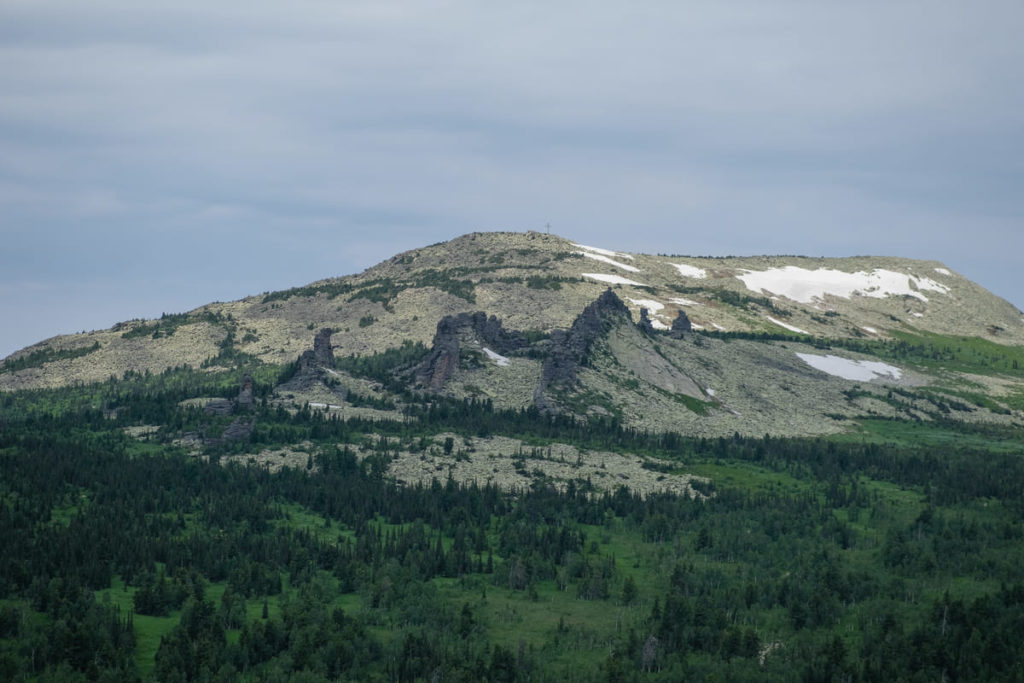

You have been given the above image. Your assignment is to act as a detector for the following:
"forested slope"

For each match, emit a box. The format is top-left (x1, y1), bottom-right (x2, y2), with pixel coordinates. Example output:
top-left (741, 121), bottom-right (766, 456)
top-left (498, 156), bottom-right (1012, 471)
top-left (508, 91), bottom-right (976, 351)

top-left (1, 364), bottom-right (1023, 681)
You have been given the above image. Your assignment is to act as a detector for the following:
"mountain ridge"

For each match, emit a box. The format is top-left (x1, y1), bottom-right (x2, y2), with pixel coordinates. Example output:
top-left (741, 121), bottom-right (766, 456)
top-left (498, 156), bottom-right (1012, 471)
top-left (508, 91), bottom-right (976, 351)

top-left (3, 231), bottom-right (1023, 402)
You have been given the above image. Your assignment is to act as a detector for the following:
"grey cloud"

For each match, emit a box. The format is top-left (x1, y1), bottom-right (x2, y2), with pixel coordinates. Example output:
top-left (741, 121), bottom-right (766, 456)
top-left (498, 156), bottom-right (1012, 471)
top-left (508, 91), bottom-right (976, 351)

top-left (1, 0), bottom-right (1023, 357)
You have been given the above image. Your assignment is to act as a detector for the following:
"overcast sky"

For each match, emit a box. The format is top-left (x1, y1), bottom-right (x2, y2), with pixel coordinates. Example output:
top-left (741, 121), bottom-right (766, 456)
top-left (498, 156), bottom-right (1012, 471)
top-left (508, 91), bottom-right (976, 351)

top-left (2, 0), bottom-right (1022, 358)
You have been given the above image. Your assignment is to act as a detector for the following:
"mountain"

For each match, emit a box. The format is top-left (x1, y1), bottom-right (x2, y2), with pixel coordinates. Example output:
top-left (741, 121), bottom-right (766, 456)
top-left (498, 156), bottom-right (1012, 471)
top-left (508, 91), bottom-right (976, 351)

top-left (4, 232), bottom-right (1024, 682)
top-left (4, 230), bottom-right (1024, 439)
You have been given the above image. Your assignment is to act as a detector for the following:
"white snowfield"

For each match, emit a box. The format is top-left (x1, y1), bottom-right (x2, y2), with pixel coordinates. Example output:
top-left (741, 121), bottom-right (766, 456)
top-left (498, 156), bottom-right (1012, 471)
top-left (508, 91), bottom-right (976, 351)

top-left (628, 298), bottom-right (665, 311)
top-left (670, 263), bottom-right (707, 279)
top-left (482, 347), bottom-right (510, 367)
top-left (796, 353), bottom-right (903, 382)
top-left (650, 319), bottom-right (670, 330)
top-left (736, 266), bottom-right (949, 303)
top-left (669, 297), bottom-right (701, 306)
top-left (934, 267), bottom-right (952, 276)
top-left (583, 273), bottom-right (647, 286)
top-left (572, 243), bottom-right (634, 260)
top-left (767, 316), bottom-right (809, 335)
top-left (575, 251), bottom-right (641, 272)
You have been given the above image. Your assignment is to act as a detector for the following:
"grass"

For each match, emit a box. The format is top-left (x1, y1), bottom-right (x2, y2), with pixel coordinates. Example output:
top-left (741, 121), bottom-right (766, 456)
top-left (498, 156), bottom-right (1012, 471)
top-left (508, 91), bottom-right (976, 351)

top-left (859, 328), bottom-right (1024, 378)
top-left (95, 576), bottom-right (180, 680)
top-left (832, 418), bottom-right (1024, 452)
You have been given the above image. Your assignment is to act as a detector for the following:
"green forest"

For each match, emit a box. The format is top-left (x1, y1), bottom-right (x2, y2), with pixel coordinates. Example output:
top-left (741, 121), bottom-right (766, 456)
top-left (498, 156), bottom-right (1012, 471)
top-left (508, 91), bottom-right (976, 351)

top-left (1, 363), bottom-right (1023, 682)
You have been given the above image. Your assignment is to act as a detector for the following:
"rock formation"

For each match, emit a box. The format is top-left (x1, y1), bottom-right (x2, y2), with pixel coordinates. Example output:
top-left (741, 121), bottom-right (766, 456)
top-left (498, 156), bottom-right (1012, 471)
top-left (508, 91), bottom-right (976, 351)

top-left (278, 328), bottom-right (339, 392)
top-left (237, 373), bottom-right (255, 410)
top-left (415, 312), bottom-right (525, 391)
top-left (534, 289), bottom-right (632, 410)
top-left (670, 310), bottom-right (692, 338)
top-left (638, 308), bottom-right (656, 335)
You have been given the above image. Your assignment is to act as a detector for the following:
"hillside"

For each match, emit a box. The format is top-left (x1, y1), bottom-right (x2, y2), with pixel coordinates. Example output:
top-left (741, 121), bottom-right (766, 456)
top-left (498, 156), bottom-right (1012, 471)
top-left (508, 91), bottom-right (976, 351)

top-left (4, 231), bottom-right (1024, 440)
top-left (3, 232), bottom-right (1024, 681)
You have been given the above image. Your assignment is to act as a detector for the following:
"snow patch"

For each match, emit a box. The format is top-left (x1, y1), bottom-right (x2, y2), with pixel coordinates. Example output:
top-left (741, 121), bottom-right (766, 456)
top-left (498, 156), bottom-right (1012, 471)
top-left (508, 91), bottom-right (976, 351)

top-left (861, 326), bottom-right (878, 334)
top-left (736, 266), bottom-right (949, 304)
top-left (690, 323), bottom-right (705, 330)
top-left (583, 273), bottom-right (647, 286)
top-left (628, 298), bottom-right (664, 312)
top-left (670, 263), bottom-right (707, 279)
top-left (573, 243), bottom-right (633, 259)
top-left (669, 297), bottom-right (701, 306)
top-left (309, 402), bottom-right (344, 410)
top-left (796, 353), bottom-right (903, 382)
top-left (705, 388), bottom-right (716, 397)
top-left (575, 251), bottom-right (641, 272)
top-left (650, 319), bottom-right (670, 331)
top-left (934, 267), bottom-right (952, 276)
top-left (767, 316), bottom-right (809, 335)
top-left (712, 323), bottom-right (725, 331)
top-left (912, 312), bottom-right (924, 318)
top-left (324, 368), bottom-right (340, 376)
top-left (482, 347), bottom-right (510, 367)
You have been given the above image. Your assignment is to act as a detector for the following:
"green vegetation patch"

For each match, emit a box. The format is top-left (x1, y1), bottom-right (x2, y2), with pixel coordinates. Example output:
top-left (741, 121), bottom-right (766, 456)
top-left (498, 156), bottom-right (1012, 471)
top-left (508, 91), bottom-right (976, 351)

top-left (1, 341), bottom-right (100, 374)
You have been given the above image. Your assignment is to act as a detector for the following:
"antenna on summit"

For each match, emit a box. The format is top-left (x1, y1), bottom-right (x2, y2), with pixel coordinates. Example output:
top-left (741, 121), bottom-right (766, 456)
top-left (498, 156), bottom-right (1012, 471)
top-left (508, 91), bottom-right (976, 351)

top-left (545, 223), bottom-right (550, 235)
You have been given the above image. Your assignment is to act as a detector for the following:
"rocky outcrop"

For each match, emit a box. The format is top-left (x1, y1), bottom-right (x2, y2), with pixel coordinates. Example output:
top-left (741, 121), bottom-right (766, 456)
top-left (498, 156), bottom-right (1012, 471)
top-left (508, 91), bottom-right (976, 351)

top-left (221, 417), bottom-right (254, 442)
top-left (204, 399), bottom-right (233, 416)
top-left (670, 310), bottom-right (692, 338)
top-left (279, 329), bottom-right (338, 392)
top-left (203, 372), bottom-right (257, 415)
top-left (415, 312), bottom-right (526, 391)
top-left (534, 289), bottom-right (632, 410)
top-left (298, 328), bottom-right (336, 374)
top-left (237, 373), bottom-right (255, 410)
top-left (638, 308), bottom-right (656, 335)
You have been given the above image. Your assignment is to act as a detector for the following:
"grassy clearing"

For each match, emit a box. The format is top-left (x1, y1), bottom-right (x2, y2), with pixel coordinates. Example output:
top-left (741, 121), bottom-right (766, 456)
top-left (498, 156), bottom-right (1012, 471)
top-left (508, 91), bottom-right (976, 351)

top-left (95, 577), bottom-right (179, 680)
top-left (832, 418), bottom-right (1024, 451)
top-left (276, 501), bottom-right (356, 544)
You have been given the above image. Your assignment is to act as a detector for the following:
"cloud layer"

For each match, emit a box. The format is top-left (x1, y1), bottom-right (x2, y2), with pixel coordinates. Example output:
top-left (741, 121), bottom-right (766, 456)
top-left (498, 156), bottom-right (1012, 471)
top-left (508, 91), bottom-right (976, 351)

top-left (2, 1), bottom-right (1022, 356)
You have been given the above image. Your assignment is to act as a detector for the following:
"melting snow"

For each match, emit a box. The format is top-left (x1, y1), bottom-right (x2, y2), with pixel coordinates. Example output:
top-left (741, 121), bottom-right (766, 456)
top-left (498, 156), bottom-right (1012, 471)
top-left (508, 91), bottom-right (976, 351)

top-left (796, 353), bottom-right (903, 382)
top-left (583, 273), bottom-right (647, 286)
top-left (736, 266), bottom-right (949, 303)
top-left (671, 263), bottom-right (707, 279)
top-left (628, 298), bottom-right (665, 311)
top-left (934, 267), bottom-right (952, 276)
top-left (482, 347), bottom-right (510, 367)
top-left (670, 297), bottom-right (701, 306)
top-left (576, 251), bottom-right (641, 272)
top-left (767, 316), bottom-right (809, 335)
top-left (573, 243), bottom-right (634, 260)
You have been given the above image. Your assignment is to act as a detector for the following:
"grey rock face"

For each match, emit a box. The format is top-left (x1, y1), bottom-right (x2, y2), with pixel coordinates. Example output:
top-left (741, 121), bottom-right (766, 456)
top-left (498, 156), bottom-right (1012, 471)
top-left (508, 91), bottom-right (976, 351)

top-left (204, 399), bottom-right (234, 416)
top-left (279, 329), bottom-right (338, 391)
top-left (638, 308), bottom-right (656, 335)
top-left (415, 312), bottom-right (526, 391)
top-left (535, 289), bottom-right (632, 410)
top-left (237, 373), bottom-right (255, 410)
top-left (670, 310), bottom-right (692, 338)
top-left (221, 417), bottom-right (254, 442)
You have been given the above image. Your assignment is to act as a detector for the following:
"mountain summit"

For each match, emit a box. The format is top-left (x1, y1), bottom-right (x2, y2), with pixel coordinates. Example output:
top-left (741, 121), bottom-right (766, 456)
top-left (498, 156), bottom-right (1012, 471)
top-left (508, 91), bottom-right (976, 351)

top-left (3, 231), bottom-right (1024, 438)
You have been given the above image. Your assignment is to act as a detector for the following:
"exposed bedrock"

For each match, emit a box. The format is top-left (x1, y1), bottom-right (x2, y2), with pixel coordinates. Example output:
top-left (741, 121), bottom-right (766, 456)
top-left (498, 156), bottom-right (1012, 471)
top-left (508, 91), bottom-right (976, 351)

top-left (415, 312), bottom-right (526, 391)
